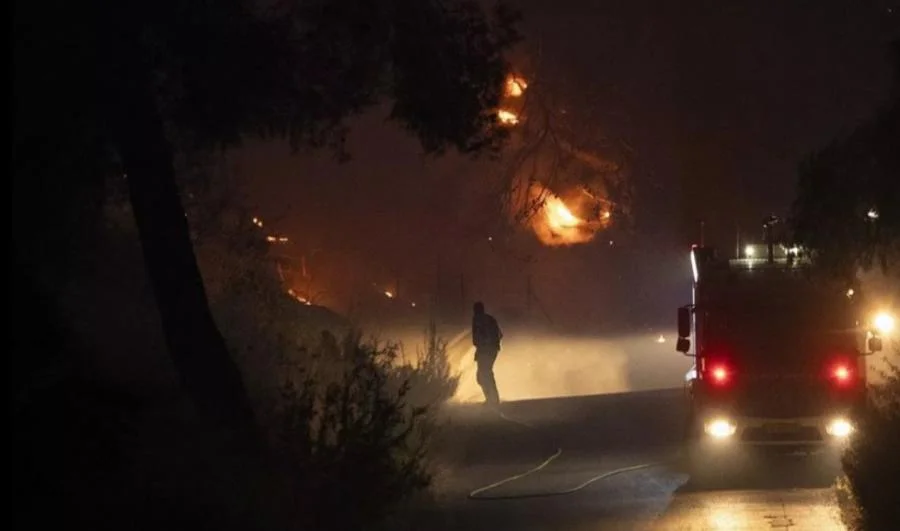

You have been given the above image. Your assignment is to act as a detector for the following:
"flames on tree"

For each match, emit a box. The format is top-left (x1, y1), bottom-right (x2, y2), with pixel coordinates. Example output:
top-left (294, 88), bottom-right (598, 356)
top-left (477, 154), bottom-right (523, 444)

top-left (497, 109), bottom-right (520, 125)
top-left (496, 73), bottom-right (618, 246)
top-left (545, 195), bottom-right (581, 232)
top-left (529, 185), bottom-right (611, 246)
top-left (504, 75), bottom-right (528, 97)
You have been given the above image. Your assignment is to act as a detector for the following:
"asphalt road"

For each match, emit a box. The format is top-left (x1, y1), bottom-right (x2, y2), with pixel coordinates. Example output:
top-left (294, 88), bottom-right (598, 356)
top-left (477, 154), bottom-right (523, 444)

top-left (416, 389), bottom-right (847, 531)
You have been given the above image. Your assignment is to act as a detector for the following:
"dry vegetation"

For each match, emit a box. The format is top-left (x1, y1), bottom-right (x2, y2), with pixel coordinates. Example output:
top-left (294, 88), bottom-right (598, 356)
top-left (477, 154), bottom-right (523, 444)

top-left (13, 173), bottom-right (461, 531)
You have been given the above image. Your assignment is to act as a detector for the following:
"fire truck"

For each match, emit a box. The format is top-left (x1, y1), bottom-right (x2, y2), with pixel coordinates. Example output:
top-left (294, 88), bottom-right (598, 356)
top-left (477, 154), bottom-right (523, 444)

top-left (675, 221), bottom-right (888, 466)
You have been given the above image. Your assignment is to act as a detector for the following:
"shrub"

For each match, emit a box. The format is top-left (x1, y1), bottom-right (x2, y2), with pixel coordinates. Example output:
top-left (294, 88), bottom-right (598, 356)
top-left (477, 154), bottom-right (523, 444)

top-left (391, 321), bottom-right (460, 411)
top-left (178, 163), bottom-right (460, 529)
top-left (269, 338), bottom-right (433, 531)
top-left (16, 170), bottom-right (460, 530)
top-left (839, 348), bottom-right (900, 531)
top-left (208, 276), bottom-right (457, 529)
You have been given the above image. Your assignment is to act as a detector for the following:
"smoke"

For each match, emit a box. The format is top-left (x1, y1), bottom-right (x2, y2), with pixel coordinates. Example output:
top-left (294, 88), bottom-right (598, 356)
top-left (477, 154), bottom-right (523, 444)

top-left (355, 319), bottom-right (693, 403)
top-left (449, 329), bottom-right (691, 402)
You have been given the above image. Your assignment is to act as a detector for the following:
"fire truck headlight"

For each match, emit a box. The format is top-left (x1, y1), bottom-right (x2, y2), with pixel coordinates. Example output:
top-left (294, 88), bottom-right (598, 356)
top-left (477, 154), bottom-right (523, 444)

top-left (826, 418), bottom-right (853, 438)
top-left (705, 418), bottom-right (737, 439)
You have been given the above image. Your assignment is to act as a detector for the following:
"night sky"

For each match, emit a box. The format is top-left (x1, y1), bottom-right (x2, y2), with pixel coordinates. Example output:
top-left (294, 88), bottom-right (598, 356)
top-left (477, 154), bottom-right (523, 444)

top-left (233, 0), bottom-right (898, 333)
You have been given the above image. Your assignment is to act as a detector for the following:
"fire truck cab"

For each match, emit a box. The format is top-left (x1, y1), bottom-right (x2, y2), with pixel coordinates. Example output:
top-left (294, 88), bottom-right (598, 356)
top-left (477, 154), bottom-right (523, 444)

top-left (675, 236), bottom-right (885, 464)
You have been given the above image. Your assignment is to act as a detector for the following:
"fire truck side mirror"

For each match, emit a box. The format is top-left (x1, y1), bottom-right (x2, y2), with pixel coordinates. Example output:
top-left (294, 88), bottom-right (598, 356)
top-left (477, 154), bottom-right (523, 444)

top-left (677, 306), bottom-right (691, 339)
top-left (676, 337), bottom-right (691, 354)
top-left (868, 336), bottom-right (883, 353)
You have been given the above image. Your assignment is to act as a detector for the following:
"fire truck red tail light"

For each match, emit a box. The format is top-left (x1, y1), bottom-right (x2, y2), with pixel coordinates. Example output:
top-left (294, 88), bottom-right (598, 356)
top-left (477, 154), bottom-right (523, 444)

top-left (829, 361), bottom-right (855, 387)
top-left (708, 363), bottom-right (731, 385)
top-left (833, 365), bottom-right (850, 382)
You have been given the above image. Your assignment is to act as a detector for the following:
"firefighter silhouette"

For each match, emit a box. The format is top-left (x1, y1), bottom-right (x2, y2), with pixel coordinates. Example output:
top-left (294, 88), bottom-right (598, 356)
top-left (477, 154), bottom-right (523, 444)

top-left (472, 301), bottom-right (503, 406)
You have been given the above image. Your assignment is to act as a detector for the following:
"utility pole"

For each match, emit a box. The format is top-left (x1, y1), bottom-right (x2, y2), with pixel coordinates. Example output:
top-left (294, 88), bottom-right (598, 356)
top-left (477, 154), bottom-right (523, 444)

top-left (763, 215), bottom-right (779, 264)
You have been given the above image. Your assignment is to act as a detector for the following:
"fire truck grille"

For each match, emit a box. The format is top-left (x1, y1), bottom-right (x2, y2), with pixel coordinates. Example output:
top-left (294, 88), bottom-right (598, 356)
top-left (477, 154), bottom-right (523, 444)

top-left (736, 380), bottom-right (829, 418)
top-left (740, 426), bottom-right (823, 443)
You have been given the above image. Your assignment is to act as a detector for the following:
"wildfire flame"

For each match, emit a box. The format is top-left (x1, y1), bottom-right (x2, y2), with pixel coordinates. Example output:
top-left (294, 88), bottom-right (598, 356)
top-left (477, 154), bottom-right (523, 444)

top-left (497, 109), bottom-right (519, 125)
top-left (505, 76), bottom-right (527, 97)
top-left (528, 185), bottom-right (611, 246)
top-left (287, 288), bottom-right (311, 305)
top-left (545, 196), bottom-right (582, 231)
top-left (496, 74), bottom-right (527, 125)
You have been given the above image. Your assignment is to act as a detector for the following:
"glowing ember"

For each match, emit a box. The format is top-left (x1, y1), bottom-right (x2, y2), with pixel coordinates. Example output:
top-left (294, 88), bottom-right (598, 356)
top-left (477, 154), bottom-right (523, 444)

top-left (497, 109), bottom-right (519, 125)
top-left (287, 288), bottom-right (309, 305)
top-left (505, 76), bottom-right (527, 97)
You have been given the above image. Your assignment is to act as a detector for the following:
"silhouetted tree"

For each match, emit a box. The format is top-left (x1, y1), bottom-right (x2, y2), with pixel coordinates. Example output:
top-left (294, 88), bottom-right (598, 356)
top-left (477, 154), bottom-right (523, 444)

top-left (791, 40), bottom-right (900, 277)
top-left (14, 0), bottom-right (520, 440)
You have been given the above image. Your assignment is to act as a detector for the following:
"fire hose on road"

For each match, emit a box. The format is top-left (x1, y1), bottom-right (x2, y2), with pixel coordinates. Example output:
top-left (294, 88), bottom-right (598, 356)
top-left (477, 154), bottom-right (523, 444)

top-left (449, 326), bottom-right (667, 500)
top-left (466, 410), bottom-right (667, 501)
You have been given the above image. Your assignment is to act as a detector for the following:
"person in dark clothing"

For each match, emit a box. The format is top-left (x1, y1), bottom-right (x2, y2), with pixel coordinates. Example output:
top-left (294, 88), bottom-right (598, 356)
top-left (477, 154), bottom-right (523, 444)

top-left (472, 301), bottom-right (502, 406)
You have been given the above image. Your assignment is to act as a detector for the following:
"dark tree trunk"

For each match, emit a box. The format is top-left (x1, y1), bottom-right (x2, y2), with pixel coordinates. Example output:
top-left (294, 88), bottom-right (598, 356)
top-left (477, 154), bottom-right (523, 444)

top-left (115, 83), bottom-right (258, 445)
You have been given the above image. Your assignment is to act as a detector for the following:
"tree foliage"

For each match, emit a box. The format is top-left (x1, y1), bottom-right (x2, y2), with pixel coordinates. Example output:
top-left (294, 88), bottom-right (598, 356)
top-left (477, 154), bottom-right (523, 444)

top-left (103, 0), bottom-right (520, 155)
top-left (791, 41), bottom-right (900, 276)
top-left (790, 40), bottom-right (900, 531)
top-left (839, 349), bottom-right (900, 531)
top-left (16, 0), bottom-right (509, 525)
top-left (14, 0), bottom-right (521, 437)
